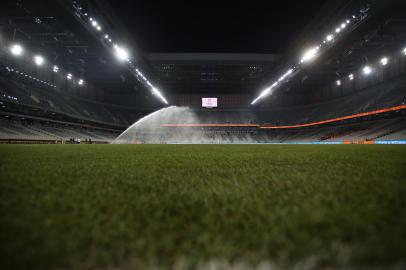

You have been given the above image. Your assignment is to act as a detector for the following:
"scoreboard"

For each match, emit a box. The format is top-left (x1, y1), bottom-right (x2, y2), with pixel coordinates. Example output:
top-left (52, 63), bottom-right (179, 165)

top-left (202, 97), bottom-right (217, 108)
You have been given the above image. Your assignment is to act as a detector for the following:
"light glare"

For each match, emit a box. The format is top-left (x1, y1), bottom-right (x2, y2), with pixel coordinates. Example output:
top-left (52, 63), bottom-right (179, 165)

top-left (278, 69), bottom-right (293, 81)
top-left (114, 46), bottom-right (130, 61)
top-left (363, 66), bottom-right (372, 75)
top-left (326, 34), bottom-right (334, 42)
top-left (34, 55), bottom-right (44, 66)
top-left (301, 47), bottom-right (318, 63)
top-left (10, 44), bottom-right (23, 56)
top-left (380, 57), bottom-right (388, 66)
top-left (151, 87), bottom-right (168, 104)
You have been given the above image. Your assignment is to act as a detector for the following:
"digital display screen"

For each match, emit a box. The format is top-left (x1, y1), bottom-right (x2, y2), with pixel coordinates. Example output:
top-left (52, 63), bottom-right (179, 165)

top-left (202, 97), bottom-right (217, 108)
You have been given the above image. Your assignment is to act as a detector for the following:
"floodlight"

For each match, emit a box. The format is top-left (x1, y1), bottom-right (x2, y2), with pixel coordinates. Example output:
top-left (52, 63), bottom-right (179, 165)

top-left (363, 66), bottom-right (372, 75)
top-left (346, 19), bottom-right (350, 23)
top-left (151, 87), bottom-right (168, 104)
top-left (104, 34), bottom-right (109, 39)
top-left (114, 46), bottom-right (130, 61)
top-left (278, 69), bottom-right (293, 81)
top-left (96, 26), bottom-right (101, 31)
top-left (67, 73), bottom-right (72, 80)
top-left (300, 47), bottom-right (318, 63)
top-left (34, 55), bottom-right (44, 66)
top-left (341, 23), bottom-right (346, 28)
top-left (10, 44), bottom-right (23, 56)
top-left (402, 47), bottom-right (406, 55)
top-left (78, 79), bottom-right (84, 85)
top-left (91, 21), bottom-right (97, 27)
top-left (53, 66), bottom-right (59, 73)
top-left (380, 57), bottom-right (388, 66)
top-left (348, 74), bottom-right (354, 80)
top-left (251, 80), bottom-right (281, 105)
top-left (326, 34), bottom-right (334, 42)
top-left (336, 80), bottom-right (341, 86)
top-left (335, 28), bottom-right (341, 33)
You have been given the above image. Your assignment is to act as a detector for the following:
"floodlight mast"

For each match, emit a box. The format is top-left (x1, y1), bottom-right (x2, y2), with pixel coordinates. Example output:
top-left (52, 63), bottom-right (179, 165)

top-left (250, 11), bottom-right (369, 106)
top-left (62, 1), bottom-right (169, 105)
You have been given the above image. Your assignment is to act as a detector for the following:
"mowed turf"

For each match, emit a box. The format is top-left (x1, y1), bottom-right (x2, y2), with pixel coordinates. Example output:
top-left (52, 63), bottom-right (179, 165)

top-left (1, 144), bottom-right (406, 269)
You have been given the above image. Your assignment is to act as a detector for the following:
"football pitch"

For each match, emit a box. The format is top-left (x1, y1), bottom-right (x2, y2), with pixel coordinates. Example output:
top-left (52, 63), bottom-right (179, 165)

top-left (1, 144), bottom-right (406, 269)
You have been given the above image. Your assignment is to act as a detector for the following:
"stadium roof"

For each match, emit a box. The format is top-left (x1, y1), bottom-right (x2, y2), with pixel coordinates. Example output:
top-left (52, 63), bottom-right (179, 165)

top-left (1, 0), bottom-right (405, 108)
top-left (146, 53), bottom-right (280, 94)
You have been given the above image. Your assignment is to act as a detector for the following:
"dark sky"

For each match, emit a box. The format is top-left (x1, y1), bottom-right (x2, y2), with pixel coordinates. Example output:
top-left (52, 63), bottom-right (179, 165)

top-left (108, 0), bottom-right (327, 54)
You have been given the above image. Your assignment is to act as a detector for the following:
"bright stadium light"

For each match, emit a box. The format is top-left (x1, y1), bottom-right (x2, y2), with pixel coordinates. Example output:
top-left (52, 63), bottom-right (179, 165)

top-left (346, 19), bottom-right (350, 23)
top-left (78, 79), bottom-right (84, 85)
top-left (278, 69), bottom-right (293, 81)
top-left (96, 26), bottom-right (101, 31)
top-left (10, 44), bottom-right (23, 56)
top-left (104, 34), bottom-right (109, 39)
top-left (336, 80), bottom-right (341, 86)
top-left (326, 34), bottom-right (334, 42)
top-left (348, 73), bottom-right (354, 80)
top-left (251, 98), bottom-right (259, 105)
top-left (34, 55), bottom-right (44, 66)
top-left (341, 23), bottom-right (346, 29)
top-left (363, 65), bottom-right (372, 75)
top-left (403, 47), bottom-right (406, 55)
top-left (53, 65), bottom-right (59, 73)
top-left (380, 57), bottom-right (388, 66)
top-left (114, 46), bottom-right (130, 62)
top-left (300, 47), bottom-right (318, 63)
top-left (151, 87), bottom-right (168, 104)
top-left (91, 20), bottom-right (97, 27)
top-left (67, 73), bottom-right (72, 80)
top-left (335, 28), bottom-right (341, 33)
top-left (251, 87), bottom-right (271, 105)
top-left (251, 81), bottom-right (280, 105)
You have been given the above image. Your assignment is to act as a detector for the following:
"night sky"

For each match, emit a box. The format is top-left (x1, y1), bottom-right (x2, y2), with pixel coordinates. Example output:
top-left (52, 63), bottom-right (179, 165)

top-left (108, 0), bottom-right (327, 54)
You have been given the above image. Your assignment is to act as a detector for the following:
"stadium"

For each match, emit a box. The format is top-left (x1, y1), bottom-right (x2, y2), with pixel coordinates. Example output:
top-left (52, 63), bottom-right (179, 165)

top-left (1, 0), bottom-right (406, 269)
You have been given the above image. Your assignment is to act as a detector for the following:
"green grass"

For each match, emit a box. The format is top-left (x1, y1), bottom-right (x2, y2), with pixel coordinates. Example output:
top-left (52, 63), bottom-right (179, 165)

top-left (0, 144), bottom-right (406, 269)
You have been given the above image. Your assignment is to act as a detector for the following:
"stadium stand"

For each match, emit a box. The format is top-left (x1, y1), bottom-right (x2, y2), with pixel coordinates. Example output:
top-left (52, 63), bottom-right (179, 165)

top-left (0, 117), bottom-right (118, 143)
